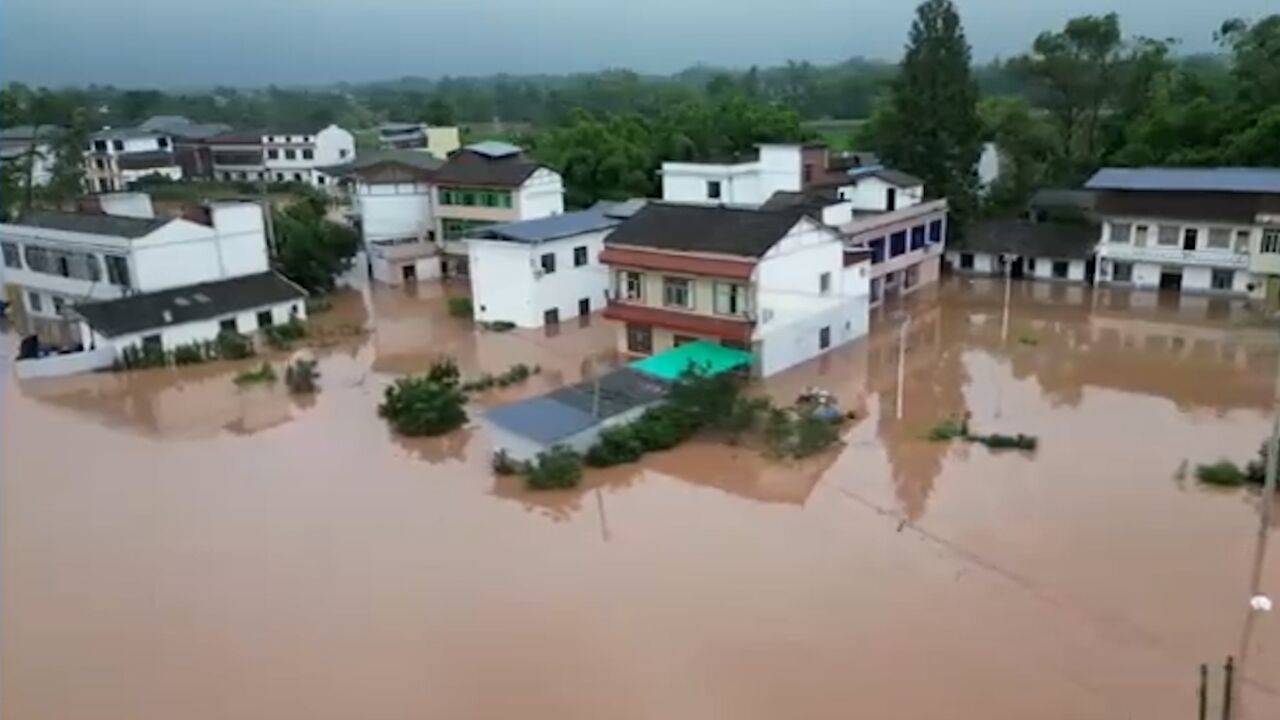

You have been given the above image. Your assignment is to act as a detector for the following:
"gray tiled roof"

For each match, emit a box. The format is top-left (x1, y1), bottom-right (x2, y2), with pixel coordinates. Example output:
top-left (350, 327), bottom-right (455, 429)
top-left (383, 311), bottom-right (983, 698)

top-left (1086, 167), bottom-right (1280, 194)
top-left (475, 207), bottom-right (620, 244)
top-left (74, 272), bottom-right (306, 338)
top-left (484, 367), bottom-right (669, 445)
top-left (847, 166), bottom-right (924, 187)
top-left (956, 219), bottom-right (1098, 260)
top-left (12, 210), bottom-right (172, 238)
top-left (605, 202), bottom-right (805, 258)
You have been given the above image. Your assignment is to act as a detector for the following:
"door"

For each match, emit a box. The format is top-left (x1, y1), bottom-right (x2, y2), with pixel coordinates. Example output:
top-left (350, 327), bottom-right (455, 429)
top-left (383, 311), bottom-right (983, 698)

top-left (626, 324), bottom-right (653, 354)
top-left (578, 297), bottom-right (590, 316)
top-left (402, 263), bottom-right (417, 283)
top-left (543, 308), bottom-right (560, 326)
top-left (1159, 270), bottom-right (1182, 291)
top-left (885, 187), bottom-right (897, 212)
top-left (1084, 257), bottom-right (1097, 284)
top-left (1009, 257), bottom-right (1025, 279)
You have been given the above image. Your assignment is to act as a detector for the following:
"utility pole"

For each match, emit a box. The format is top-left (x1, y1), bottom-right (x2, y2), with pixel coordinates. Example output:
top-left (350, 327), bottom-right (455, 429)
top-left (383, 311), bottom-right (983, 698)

top-left (1001, 252), bottom-right (1015, 345)
top-left (896, 314), bottom-right (911, 420)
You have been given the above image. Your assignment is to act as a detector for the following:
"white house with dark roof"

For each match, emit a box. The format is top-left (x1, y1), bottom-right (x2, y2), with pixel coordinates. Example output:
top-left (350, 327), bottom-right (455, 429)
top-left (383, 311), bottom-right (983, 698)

top-left (84, 127), bottom-right (182, 192)
top-left (0, 193), bottom-right (304, 377)
top-left (206, 124), bottom-right (355, 188)
top-left (342, 150), bottom-right (447, 285)
top-left (465, 204), bottom-right (627, 328)
top-left (1087, 167), bottom-right (1280, 303)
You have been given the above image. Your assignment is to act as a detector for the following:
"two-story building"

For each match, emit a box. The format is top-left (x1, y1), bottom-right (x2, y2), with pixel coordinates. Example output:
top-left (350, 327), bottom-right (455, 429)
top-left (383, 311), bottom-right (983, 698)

top-left (83, 128), bottom-right (183, 193)
top-left (660, 144), bottom-right (807, 206)
top-left (1087, 168), bottom-right (1280, 302)
top-left (466, 203), bottom-right (627, 328)
top-left (207, 125), bottom-right (355, 189)
top-left (0, 193), bottom-right (304, 376)
top-left (346, 150), bottom-right (445, 285)
top-left (433, 142), bottom-right (565, 277)
top-left (377, 121), bottom-right (461, 158)
top-left (137, 115), bottom-right (232, 180)
top-left (600, 203), bottom-right (870, 377)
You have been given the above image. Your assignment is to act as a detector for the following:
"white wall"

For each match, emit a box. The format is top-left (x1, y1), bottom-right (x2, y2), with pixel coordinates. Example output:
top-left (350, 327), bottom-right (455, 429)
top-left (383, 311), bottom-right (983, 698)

top-left (313, 125), bottom-right (355, 166)
top-left (840, 176), bottom-right (924, 212)
top-left (660, 145), bottom-right (803, 207)
top-left (102, 298), bottom-right (306, 355)
top-left (517, 168), bottom-right (566, 220)
top-left (129, 219), bottom-right (241, 292)
top-left (425, 127), bottom-right (461, 158)
top-left (209, 204), bottom-right (270, 278)
top-left (358, 182), bottom-right (434, 242)
top-left (469, 229), bottom-right (611, 328)
top-left (756, 296), bottom-right (868, 377)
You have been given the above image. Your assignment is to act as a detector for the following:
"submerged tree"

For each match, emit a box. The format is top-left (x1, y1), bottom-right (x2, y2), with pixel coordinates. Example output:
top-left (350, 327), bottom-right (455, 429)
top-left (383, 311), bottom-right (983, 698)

top-left (877, 0), bottom-right (982, 236)
top-left (271, 194), bottom-right (358, 293)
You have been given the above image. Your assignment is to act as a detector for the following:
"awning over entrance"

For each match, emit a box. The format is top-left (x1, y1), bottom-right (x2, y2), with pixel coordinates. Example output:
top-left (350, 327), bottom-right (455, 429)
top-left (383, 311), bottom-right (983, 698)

top-left (628, 340), bottom-right (754, 381)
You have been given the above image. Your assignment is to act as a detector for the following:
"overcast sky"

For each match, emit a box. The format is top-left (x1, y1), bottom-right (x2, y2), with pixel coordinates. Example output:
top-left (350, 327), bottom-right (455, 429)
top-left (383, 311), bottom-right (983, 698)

top-left (1, 0), bottom-right (1273, 87)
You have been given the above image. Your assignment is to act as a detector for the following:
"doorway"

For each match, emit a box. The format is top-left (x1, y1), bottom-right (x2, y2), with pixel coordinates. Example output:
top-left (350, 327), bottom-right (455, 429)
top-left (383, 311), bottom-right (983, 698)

top-left (1084, 257), bottom-right (1097, 284)
top-left (401, 263), bottom-right (417, 283)
top-left (885, 187), bottom-right (897, 212)
top-left (1159, 270), bottom-right (1182, 292)
top-left (543, 308), bottom-right (560, 326)
top-left (578, 297), bottom-right (590, 316)
top-left (1009, 256), bottom-right (1025, 279)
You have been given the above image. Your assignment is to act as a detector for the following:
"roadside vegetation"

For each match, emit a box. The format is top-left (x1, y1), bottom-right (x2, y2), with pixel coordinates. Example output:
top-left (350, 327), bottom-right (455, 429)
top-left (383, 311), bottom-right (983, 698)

top-left (262, 317), bottom-right (309, 350)
top-left (1195, 441), bottom-right (1275, 490)
top-left (284, 358), bottom-right (320, 394)
top-left (115, 330), bottom-right (256, 371)
top-left (927, 415), bottom-right (1039, 451)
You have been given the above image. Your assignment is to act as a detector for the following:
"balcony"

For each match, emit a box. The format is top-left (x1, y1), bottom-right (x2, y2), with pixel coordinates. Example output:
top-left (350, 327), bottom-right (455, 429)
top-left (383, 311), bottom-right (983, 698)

top-left (602, 301), bottom-right (753, 343)
top-left (1100, 242), bottom-right (1248, 269)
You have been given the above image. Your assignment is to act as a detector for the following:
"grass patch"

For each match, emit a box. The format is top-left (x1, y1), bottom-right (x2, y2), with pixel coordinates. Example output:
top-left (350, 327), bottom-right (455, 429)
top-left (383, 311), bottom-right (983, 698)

top-left (928, 418), bottom-right (968, 442)
top-left (234, 362), bottom-right (278, 386)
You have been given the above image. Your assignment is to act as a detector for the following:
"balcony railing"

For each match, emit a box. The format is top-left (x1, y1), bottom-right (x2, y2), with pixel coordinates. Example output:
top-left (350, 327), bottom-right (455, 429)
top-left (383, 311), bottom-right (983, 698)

top-left (1101, 243), bottom-right (1248, 269)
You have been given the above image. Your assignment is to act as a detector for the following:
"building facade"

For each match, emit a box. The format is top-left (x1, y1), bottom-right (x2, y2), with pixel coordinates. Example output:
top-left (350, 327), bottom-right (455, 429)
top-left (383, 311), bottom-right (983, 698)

top-left (1087, 168), bottom-right (1280, 302)
top-left (842, 199), bottom-right (947, 305)
top-left (377, 122), bottom-right (461, 158)
top-left (600, 203), bottom-right (870, 377)
top-left (83, 128), bottom-right (183, 193)
top-left (207, 125), bottom-right (355, 188)
top-left (660, 144), bottom-right (805, 206)
top-left (948, 189), bottom-right (1098, 284)
top-left (347, 151), bottom-right (445, 285)
top-left (466, 206), bottom-right (623, 328)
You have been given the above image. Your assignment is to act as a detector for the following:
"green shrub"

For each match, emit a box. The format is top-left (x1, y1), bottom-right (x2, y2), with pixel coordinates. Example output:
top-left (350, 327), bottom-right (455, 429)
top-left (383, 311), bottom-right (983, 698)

top-left (669, 363), bottom-right (743, 428)
top-left (1196, 461), bottom-right (1247, 486)
top-left (631, 403), bottom-right (700, 451)
top-left (378, 375), bottom-right (468, 436)
top-left (585, 425), bottom-right (646, 467)
top-left (792, 411), bottom-right (840, 458)
top-left (234, 362), bottom-right (278, 386)
top-left (116, 342), bottom-right (169, 370)
top-left (928, 419), bottom-right (968, 442)
top-left (426, 358), bottom-right (461, 387)
top-left (171, 342), bottom-right (208, 366)
top-left (460, 363), bottom-right (540, 393)
top-left (447, 297), bottom-right (474, 319)
top-left (305, 295), bottom-right (333, 314)
top-left (262, 317), bottom-right (308, 349)
top-left (492, 450), bottom-right (524, 476)
top-left (525, 446), bottom-right (583, 490)
top-left (723, 396), bottom-right (772, 443)
top-left (216, 331), bottom-right (255, 360)
top-left (1018, 336), bottom-right (1039, 346)
top-left (284, 359), bottom-right (320, 394)
top-left (973, 433), bottom-right (1039, 451)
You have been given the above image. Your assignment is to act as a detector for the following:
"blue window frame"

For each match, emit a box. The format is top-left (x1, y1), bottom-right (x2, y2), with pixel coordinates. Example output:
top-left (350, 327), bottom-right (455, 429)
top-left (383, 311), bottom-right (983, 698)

top-left (910, 225), bottom-right (926, 250)
top-left (890, 231), bottom-right (907, 257)
top-left (869, 237), bottom-right (885, 264)
top-left (929, 219), bottom-right (943, 243)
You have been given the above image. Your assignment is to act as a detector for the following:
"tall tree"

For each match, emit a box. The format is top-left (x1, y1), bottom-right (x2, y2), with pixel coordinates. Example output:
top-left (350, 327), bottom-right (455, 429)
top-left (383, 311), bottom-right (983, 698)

top-left (878, 0), bottom-right (982, 235)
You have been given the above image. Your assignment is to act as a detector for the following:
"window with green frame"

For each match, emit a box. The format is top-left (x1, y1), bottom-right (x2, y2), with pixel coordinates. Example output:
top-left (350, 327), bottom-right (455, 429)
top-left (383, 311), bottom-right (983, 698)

top-left (442, 218), bottom-right (494, 240)
top-left (439, 186), bottom-right (513, 208)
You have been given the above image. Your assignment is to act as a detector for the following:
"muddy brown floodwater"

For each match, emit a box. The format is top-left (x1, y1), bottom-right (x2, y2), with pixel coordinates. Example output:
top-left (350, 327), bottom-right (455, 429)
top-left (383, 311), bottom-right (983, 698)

top-left (3, 277), bottom-right (1279, 719)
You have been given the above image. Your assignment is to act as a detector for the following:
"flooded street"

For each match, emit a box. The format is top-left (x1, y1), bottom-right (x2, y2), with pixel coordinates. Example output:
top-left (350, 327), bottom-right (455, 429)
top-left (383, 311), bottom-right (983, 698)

top-left (4, 277), bottom-right (1279, 719)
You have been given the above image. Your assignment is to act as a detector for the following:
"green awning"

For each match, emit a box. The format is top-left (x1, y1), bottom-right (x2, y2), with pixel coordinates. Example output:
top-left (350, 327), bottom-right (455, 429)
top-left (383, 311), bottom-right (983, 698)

top-left (628, 340), bottom-right (754, 381)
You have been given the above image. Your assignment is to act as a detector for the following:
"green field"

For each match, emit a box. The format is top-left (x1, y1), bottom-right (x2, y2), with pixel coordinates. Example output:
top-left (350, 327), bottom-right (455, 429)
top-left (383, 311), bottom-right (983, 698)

top-left (802, 118), bottom-right (868, 151)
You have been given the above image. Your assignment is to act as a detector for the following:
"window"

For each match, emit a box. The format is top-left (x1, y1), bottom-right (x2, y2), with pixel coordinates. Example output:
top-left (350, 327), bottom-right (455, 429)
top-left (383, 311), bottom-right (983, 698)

top-left (1235, 230), bottom-right (1252, 253)
top-left (267, 149), bottom-right (279, 160)
top-left (111, 140), bottom-right (124, 151)
top-left (1052, 261), bottom-right (1069, 279)
top-left (339, 149), bottom-right (349, 159)
top-left (819, 326), bottom-right (831, 350)
top-left (157, 137), bottom-right (169, 149)
top-left (27, 291), bottom-right (42, 313)
top-left (869, 237), bottom-right (885, 264)
top-left (663, 277), bottom-right (692, 309)
top-left (317, 176), bottom-right (326, 185)
top-left (959, 253), bottom-right (974, 270)
top-left (1134, 225), bottom-right (1149, 246)
top-left (293, 172), bottom-right (303, 182)
top-left (928, 219), bottom-right (943, 243)
top-left (910, 225), bottom-right (926, 250)
top-left (621, 271), bottom-right (644, 301)
top-left (440, 187), bottom-right (512, 208)
top-left (23, 245), bottom-right (50, 273)
top-left (714, 283), bottom-right (748, 316)
top-left (302, 149), bottom-right (314, 160)
top-left (441, 218), bottom-right (492, 240)
top-left (53, 296), bottom-right (65, 315)
top-left (626, 324), bottom-right (653, 354)
top-left (275, 173), bottom-right (285, 182)
top-left (1262, 229), bottom-right (1280, 254)
top-left (573, 246), bottom-right (588, 267)
top-left (257, 310), bottom-right (274, 328)
top-left (142, 334), bottom-right (162, 353)
top-left (1, 241), bottom-right (20, 268)
top-left (285, 149), bottom-right (297, 160)
top-left (890, 231), bottom-right (907, 257)
top-left (1109, 222), bottom-right (1132, 244)
top-left (220, 318), bottom-right (237, 333)
top-left (1208, 227), bottom-right (1231, 250)
top-left (539, 252), bottom-right (556, 274)
top-left (92, 139), bottom-right (107, 152)
top-left (819, 272), bottom-right (832, 295)
top-left (1112, 262), bottom-right (1133, 283)
top-left (904, 265), bottom-right (918, 289)
top-left (1212, 270), bottom-right (1234, 290)
top-left (94, 158), bottom-right (107, 170)
top-left (706, 180), bottom-right (722, 200)
top-left (1183, 227), bottom-right (1199, 250)
top-left (105, 255), bottom-right (130, 287)
top-left (1157, 224), bottom-right (1179, 246)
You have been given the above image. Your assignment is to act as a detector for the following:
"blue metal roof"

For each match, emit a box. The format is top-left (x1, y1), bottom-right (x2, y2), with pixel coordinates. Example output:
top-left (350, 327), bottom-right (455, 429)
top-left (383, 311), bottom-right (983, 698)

top-left (475, 207), bottom-right (620, 244)
top-left (1086, 167), bottom-right (1280, 194)
top-left (484, 368), bottom-right (669, 444)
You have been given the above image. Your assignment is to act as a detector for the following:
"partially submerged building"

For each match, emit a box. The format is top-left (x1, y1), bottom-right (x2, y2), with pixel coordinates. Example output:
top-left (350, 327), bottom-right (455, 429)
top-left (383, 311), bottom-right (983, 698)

top-left (949, 189), bottom-right (1098, 282)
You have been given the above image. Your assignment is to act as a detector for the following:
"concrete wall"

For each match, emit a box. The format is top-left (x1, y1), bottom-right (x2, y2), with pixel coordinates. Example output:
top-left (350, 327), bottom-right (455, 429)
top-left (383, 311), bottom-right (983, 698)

top-left (313, 125), bottom-right (355, 166)
top-left (756, 296), bottom-right (868, 377)
top-left (841, 176), bottom-right (924, 212)
top-left (516, 168), bottom-right (566, 220)
top-left (661, 145), bottom-right (802, 207)
top-left (358, 181), bottom-right (434, 242)
top-left (102, 298), bottom-right (305, 355)
top-left (469, 230), bottom-right (610, 328)
top-left (13, 345), bottom-right (115, 379)
top-left (129, 219), bottom-right (238, 292)
top-left (425, 127), bottom-right (461, 158)
top-left (209, 204), bottom-right (270, 278)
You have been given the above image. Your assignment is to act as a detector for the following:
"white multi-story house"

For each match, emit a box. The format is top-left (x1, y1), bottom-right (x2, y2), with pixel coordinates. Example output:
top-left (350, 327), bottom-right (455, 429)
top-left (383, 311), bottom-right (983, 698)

top-left (432, 142), bottom-right (565, 277)
top-left (1088, 168), bottom-right (1280, 303)
top-left (377, 121), bottom-right (461, 158)
top-left (83, 128), bottom-right (182, 193)
top-left (0, 125), bottom-right (60, 189)
top-left (207, 124), bottom-right (355, 189)
top-left (466, 204), bottom-right (626, 328)
top-left (660, 144), bottom-right (806, 206)
top-left (0, 193), bottom-right (304, 377)
top-left (348, 150), bottom-right (445, 285)
top-left (601, 202), bottom-right (871, 377)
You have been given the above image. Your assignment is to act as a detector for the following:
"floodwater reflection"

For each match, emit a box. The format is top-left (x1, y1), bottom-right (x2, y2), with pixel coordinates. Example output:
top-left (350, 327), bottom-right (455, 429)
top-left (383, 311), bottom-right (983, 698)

top-left (4, 277), bottom-right (1280, 720)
